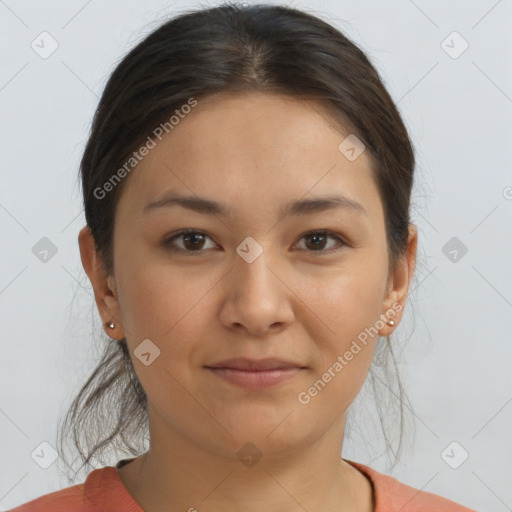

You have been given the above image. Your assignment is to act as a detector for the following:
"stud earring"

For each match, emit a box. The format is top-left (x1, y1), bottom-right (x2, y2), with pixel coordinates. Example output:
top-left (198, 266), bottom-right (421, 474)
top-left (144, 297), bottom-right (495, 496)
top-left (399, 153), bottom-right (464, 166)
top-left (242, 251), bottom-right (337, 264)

top-left (386, 320), bottom-right (395, 326)
top-left (105, 321), bottom-right (115, 329)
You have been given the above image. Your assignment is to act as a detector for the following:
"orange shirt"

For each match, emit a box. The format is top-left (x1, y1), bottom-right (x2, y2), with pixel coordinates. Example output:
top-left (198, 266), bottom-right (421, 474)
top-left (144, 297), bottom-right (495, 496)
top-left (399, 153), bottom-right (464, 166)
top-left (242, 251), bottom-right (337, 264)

top-left (7, 458), bottom-right (477, 511)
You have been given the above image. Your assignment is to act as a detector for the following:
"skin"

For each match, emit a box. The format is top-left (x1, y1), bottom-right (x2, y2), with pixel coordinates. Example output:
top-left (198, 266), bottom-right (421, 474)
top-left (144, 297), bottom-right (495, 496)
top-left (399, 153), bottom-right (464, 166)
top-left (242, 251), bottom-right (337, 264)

top-left (79, 91), bottom-right (417, 512)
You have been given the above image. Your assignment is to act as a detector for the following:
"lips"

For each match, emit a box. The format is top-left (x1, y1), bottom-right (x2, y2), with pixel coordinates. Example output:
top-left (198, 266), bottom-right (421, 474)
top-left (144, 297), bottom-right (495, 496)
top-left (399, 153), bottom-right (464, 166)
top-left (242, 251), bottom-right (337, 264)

top-left (205, 357), bottom-right (305, 371)
top-left (204, 357), bottom-right (306, 389)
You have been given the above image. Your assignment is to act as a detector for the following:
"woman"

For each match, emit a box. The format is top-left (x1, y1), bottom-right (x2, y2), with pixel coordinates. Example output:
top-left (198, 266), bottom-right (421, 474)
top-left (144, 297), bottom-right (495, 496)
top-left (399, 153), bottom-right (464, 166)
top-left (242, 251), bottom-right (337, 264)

top-left (9, 3), bottom-right (477, 511)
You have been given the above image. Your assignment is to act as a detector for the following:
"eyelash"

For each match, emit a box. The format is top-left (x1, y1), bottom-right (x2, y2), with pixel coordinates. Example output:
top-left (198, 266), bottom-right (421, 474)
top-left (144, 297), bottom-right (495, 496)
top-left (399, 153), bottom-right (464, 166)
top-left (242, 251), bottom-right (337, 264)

top-left (162, 228), bottom-right (347, 256)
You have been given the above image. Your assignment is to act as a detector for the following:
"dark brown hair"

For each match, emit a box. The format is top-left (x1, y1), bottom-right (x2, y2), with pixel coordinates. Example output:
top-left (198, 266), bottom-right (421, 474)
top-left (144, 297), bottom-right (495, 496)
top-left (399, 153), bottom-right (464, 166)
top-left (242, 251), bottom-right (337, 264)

top-left (57, 2), bottom-right (417, 481)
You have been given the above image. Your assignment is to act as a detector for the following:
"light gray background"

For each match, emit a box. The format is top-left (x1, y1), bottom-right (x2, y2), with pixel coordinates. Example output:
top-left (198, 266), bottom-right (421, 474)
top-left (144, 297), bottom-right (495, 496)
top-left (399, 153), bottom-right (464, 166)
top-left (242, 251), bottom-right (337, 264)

top-left (1, 1), bottom-right (511, 510)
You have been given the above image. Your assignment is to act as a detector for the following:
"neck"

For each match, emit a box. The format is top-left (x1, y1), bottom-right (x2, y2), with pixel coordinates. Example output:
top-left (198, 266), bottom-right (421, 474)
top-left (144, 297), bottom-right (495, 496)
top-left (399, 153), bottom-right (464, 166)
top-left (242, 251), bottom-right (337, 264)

top-left (116, 413), bottom-right (374, 512)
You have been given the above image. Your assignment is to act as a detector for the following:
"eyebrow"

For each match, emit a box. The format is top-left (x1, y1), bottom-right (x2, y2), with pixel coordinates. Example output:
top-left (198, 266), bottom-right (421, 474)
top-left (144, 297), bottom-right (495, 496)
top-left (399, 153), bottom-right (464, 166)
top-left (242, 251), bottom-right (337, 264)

top-left (143, 191), bottom-right (367, 218)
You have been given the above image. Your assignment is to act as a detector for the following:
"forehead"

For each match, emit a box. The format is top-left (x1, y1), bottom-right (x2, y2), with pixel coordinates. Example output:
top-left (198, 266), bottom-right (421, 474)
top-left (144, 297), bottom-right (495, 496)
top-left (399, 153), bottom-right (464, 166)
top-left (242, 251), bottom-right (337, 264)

top-left (117, 92), bottom-right (383, 223)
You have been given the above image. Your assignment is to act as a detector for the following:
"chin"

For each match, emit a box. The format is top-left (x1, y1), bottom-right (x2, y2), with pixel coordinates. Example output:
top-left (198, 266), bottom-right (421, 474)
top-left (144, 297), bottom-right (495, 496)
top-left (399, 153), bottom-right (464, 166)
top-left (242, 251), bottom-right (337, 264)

top-left (201, 413), bottom-right (317, 459)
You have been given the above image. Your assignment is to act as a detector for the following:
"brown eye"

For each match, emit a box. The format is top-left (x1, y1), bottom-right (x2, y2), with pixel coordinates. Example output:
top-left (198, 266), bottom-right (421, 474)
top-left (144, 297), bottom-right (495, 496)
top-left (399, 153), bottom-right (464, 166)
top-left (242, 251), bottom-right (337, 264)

top-left (295, 230), bottom-right (345, 254)
top-left (164, 229), bottom-right (217, 253)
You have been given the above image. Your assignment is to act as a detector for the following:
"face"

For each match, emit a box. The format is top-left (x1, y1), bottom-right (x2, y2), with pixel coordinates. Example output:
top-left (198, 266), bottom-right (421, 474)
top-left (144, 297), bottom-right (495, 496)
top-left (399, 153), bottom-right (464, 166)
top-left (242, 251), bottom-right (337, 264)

top-left (81, 92), bottom-right (416, 461)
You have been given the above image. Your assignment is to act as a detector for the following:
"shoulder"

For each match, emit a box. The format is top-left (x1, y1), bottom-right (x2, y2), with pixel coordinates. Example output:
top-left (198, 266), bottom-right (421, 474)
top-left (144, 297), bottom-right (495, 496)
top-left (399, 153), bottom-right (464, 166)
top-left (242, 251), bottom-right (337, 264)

top-left (7, 479), bottom-right (89, 512)
top-left (6, 466), bottom-right (137, 512)
top-left (345, 459), bottom-right (478, 512)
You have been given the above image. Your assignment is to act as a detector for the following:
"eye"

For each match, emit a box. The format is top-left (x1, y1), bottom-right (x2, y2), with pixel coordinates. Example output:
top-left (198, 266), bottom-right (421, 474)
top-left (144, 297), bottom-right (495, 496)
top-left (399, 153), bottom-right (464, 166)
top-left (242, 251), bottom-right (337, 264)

top-left (293, 230), bottom-right (346, 254)
top-left (163, 229), bottom-right (217, 254)
top-left (162, 229), bottom-right (346, 255)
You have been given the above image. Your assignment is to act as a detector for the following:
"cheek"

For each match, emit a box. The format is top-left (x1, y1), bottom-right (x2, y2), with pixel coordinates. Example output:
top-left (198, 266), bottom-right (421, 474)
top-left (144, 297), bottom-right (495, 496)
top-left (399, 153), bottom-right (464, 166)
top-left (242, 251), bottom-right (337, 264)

top-left (310, 265), bottom-right (385, 340)
top-left (302, 265), bottom-right (385, 394)
top-left (115, 263), bottom-right (214, 401)
top-left (116, 259), bottom-right (221, 358)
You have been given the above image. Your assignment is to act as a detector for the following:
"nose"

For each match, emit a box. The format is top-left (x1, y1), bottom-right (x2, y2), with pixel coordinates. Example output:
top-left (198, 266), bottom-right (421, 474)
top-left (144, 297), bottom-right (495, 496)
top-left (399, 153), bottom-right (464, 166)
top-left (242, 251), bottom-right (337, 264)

top-left (218, 249), bottom-right (295, 337)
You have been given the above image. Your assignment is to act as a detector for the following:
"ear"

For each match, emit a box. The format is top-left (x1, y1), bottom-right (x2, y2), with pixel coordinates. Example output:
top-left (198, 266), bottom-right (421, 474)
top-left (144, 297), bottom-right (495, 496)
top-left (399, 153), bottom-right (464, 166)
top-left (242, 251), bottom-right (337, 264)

top-left (78, 225), bottom-right (125, 340)
top-left (378, 223), bottom-right (418, 336)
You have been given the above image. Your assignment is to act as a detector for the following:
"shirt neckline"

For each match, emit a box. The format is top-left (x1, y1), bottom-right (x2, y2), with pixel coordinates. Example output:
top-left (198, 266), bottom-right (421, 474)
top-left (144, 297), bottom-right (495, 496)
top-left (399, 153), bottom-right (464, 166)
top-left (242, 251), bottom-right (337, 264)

top-left (99, 456), bottom-right (379, 511)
